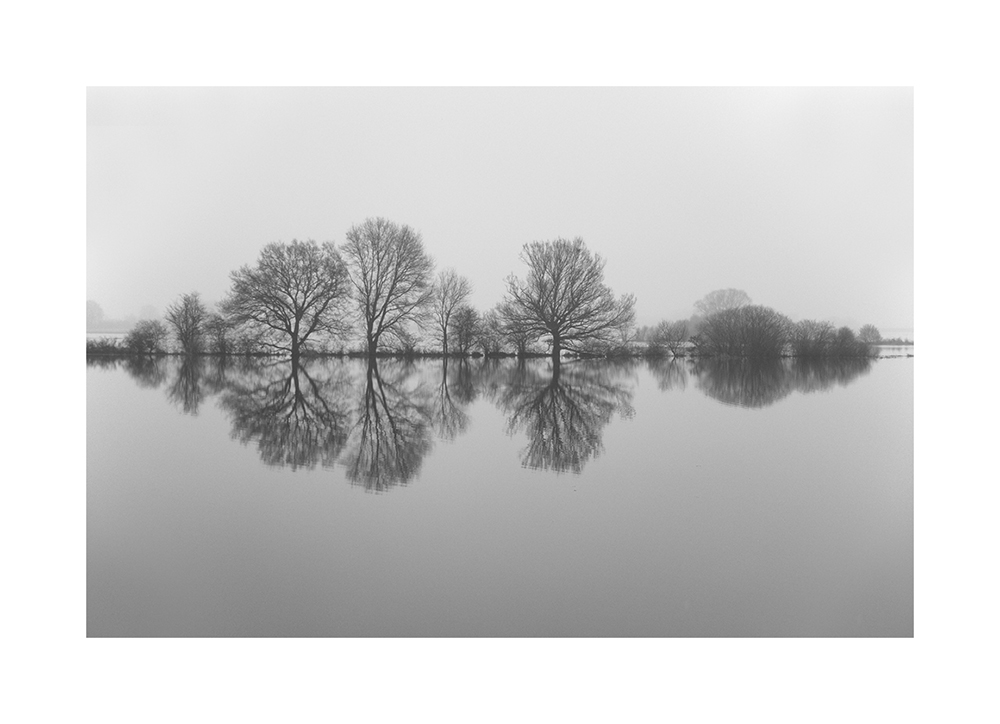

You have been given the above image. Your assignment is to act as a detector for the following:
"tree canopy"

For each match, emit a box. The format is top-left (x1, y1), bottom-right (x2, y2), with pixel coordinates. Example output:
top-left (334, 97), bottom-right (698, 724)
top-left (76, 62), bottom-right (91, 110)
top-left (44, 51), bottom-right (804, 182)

top-left (342, 217), bottom-right (435, 357)
top-left (430, 268), bottom-right (472, 355)
top-left (221, 239), bottom-right (349, 361)
top-left (498, 237), bottom-right (635, 361)
top-left (165, 291), bottom-right (208, 354)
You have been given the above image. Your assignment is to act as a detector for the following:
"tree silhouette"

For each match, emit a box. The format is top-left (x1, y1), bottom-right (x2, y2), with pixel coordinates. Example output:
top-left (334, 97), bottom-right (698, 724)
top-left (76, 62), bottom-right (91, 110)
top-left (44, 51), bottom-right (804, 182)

top-left (222, 240), bottom-right (350, 363)
top-left (430, 268), bottom-right (472, 355)
top-left (342, 217), bottom-right (435, 359)
top-left (499, 238), bottom-right (635, 362)
top-left (165, 292), bottom-right (208, 354)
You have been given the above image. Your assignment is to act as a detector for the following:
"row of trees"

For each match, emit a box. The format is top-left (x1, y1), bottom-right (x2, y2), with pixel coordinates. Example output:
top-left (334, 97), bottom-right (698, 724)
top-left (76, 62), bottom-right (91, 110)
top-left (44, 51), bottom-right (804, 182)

top-left (116, 219), bottom-right (635, 363)
top-left (107, 218), bottom-right (885, 361)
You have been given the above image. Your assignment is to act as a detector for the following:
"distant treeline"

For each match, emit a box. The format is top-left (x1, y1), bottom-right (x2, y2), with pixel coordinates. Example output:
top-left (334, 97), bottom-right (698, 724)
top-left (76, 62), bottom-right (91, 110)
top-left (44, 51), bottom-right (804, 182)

top-left (87, 219), bottom-right (905, 361)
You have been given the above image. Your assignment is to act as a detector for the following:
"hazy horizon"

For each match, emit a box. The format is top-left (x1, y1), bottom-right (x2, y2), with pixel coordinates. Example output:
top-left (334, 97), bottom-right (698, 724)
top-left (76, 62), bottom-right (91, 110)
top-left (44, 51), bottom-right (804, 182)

top-left (87, 87), bottom-right (913, 332)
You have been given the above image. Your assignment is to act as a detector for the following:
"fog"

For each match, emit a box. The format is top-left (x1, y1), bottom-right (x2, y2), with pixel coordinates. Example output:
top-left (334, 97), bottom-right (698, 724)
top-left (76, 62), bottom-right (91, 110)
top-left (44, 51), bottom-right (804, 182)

top-left (88, 87), bottom-right (912, 331)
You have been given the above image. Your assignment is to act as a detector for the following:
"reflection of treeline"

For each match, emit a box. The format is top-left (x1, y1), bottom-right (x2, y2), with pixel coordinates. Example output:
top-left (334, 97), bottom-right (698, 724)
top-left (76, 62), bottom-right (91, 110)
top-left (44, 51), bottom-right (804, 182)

top-left (690, 357), bottom-right (874, 408)
top-left (89, 353), bottom-right (879, 484)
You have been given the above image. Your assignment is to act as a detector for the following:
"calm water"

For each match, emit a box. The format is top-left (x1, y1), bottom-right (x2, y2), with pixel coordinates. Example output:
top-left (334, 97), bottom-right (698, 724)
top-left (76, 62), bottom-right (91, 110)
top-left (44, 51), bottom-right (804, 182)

top-left (87, 355), bottom-right (913, 636)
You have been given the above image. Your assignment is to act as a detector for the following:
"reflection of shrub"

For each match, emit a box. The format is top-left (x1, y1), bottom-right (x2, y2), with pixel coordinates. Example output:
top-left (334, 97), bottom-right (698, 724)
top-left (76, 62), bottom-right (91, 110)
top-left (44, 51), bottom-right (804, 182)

top-left (693, 358), bottom-right (792, 407)
top-left (124, 320), bottom-right (169, 355)
top-left (693, 356), bottom-right (874, 408)
top-left (693, 305), bottom-right (791, 358)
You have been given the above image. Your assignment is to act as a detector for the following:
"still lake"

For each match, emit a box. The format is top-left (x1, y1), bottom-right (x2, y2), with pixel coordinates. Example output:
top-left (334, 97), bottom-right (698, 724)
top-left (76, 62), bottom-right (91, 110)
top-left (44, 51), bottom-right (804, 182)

top-left (87, 355), bottom-right (913, 637)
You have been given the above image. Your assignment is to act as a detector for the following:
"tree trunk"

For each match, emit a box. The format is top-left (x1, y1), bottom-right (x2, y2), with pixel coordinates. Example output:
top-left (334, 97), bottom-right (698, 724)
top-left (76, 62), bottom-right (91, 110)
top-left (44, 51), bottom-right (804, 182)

top-left (291, 335), bottom-right (300, 365)
top-left (367, 336), bottom-right (378, 359)
top-left (551, 333), bottom-right (561, 364)
top-left (442, 329), bottom-right (448, 356)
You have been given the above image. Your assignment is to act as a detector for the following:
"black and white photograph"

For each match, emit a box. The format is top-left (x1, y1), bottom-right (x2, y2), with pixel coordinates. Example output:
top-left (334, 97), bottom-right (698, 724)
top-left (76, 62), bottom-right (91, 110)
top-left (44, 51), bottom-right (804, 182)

top-left (8, 2), bottom-right (998, 721)
top-left (86, 86), bottom-right (914, 638)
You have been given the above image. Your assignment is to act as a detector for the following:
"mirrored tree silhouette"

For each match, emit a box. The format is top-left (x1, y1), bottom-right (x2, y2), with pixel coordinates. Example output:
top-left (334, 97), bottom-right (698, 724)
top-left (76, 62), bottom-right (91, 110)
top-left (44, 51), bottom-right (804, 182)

top-left (692, 358), bottom-right (794, 408)
top-left (491, 359), bottom-right (635, 474)
top-left (121, 355), bottom-right (169, 390)
top-left (166, 356), bottom-right (206, 415)
top-left (790, 357), bottom-right (873, 393)
top-left (86, 356), bottom-right (120, 372)
top-left (339, 360), bottom-right (435, 492)
top-left (692, 357), bottom-right (874, 409)
top-left (430, 358), bottom-right (478, 441)
top-left (219, 358), bottom-right (353, 470)
top-left (646, 357), bottom-right (689, 392)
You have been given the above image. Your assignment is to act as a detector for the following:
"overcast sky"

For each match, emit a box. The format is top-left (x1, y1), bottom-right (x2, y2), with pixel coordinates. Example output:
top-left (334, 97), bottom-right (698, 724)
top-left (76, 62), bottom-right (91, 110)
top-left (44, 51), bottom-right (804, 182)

top-left (88, 87), bottom-right (912, 331)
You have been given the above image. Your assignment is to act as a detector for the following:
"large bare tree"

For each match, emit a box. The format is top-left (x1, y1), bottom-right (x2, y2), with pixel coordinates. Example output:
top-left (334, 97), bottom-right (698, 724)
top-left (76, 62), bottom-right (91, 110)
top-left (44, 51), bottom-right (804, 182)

top-left (430, 268), bottom-right (472, 355)
top-left (221, 239), bottom-right (349, 362)
top-left (498, 237), bottom-right (635, 362)
top-left (342, 217), bottom-right (435, 358)
top-left (165, 291), bottom-right (208, 354)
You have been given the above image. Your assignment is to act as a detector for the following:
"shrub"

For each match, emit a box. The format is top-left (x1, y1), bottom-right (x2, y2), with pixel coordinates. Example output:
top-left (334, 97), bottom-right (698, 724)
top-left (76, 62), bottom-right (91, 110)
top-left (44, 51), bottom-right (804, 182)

top-left (693, 305), bottom-right (791, 358)
top-left (124, 319), bottom-right (169, 355)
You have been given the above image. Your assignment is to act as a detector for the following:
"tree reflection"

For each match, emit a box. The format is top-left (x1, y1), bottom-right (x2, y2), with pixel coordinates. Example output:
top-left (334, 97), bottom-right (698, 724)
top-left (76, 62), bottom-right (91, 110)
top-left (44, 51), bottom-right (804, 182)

top-left (492, 359), bottom-right (635, 474)
top-left (121, 355), bottom-right (169, 390)
top-left (219, 358), bottom-right (353, 470)
top-left (86, 356), bottom-right (120, 371)
top-left (692, 357), bottom-right (874, 409)
top-left (340, 360), bottom-right (434, 492)
top-left (430, 358), bottom-right (472, 441)
top-left (790, 357), bottom-right (874, 393)
top-left (166, 356), bottom-right (206, 415)
top-left (646, 357), bottom-right (688, 391)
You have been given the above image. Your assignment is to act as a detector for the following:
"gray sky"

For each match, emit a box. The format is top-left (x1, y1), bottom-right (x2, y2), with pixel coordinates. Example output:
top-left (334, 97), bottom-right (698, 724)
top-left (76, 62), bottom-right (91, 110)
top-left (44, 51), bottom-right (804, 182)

top-left (88, 87), bottom-right (912, 331)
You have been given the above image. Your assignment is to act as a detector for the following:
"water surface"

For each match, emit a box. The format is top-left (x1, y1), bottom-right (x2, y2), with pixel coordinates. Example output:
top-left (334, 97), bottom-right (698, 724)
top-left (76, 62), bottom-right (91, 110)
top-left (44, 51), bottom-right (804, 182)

top-left (88, 355), bottom-right (913, 636)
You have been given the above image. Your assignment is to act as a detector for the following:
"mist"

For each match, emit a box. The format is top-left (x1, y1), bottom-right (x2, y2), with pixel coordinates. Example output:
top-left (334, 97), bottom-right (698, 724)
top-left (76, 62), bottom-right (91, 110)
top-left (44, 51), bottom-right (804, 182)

top-left (87, 87), bottom-right (912, 332)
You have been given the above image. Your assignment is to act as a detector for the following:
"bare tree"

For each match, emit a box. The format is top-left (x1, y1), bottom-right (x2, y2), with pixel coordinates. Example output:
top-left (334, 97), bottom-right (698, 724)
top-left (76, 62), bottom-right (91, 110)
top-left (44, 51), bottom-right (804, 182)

top-left (450, 304), bottom-right (480, 355)
top-left (694, 288), bottom-right (752, 317)
top-left (858, 324), bottom-right (882, 344)
top-left (430, 268), bottom-right (472, 355)
top-left (498, 237), bottom-right (635, 363)
top-left (488, 304), bottom-right (535, 356)
top-left (790, 320), bottom-right (836, 356)
top-left (165, 292), bottom-right (208, 354)
top-left (476, 308), bottom-right (505, 356)
top-left (342, 217), bottom-right (435, 358)
top-left (221, 239), bottom-right (349, 363)
top-left (204, 312), bottom-right (234, 354)
top-left (649, 320), bottom-right (688, 356)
